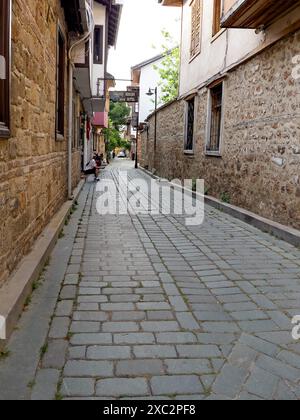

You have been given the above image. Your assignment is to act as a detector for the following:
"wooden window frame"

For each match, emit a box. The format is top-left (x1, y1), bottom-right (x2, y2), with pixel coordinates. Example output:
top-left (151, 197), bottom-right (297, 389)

top-left (56, 27), bottom-right (66, 140)
top-left (93, 25), bottom-right (103, 65)
top-left (0, 0), bottom-right (11, 138)
top-left (212, 0), bottom-right (222, 37)
top-left (190, 0), bottom-right (202, 61)
top-left (184, 96), bottom-right (196, 154)
top-left (206, 81), bottom-right (224, 157)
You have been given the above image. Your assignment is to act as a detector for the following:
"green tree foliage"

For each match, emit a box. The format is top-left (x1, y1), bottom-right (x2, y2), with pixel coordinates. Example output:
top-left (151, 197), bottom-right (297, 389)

top-left (153, 30), bottom-right (180, 105)
top-left (109, 102), bottom-right (131, 131)
top-left (104, 101), bottom-right (131, 152)
top-left (104, 118), bottom-right (131, 152)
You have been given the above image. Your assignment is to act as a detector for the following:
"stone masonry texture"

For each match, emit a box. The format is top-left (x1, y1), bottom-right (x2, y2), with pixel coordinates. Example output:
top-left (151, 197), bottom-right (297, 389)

top-left (141, 29), bottom-right (300, 230)
top-left (0, 0), bottom-right (81, 287)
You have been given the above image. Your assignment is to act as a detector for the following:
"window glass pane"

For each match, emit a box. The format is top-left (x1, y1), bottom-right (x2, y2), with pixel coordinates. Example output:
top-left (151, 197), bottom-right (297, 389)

top-left (208, 84), bottom-right (223, 152)
top-left (56, 30), bottom-right (65, 136)
top-left (94, 26), bottom-right (103, 64)
top-left (185, 98), bottom-right (195, 151)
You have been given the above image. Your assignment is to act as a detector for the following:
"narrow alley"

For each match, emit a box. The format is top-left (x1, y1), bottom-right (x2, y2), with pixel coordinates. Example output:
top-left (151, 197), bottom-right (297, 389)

top-left (0, 160), bottom-right (300, 400)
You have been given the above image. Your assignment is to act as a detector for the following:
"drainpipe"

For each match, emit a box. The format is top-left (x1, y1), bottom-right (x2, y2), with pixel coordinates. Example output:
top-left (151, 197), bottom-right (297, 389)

top-left (67, 0), bottom-right (94, 199)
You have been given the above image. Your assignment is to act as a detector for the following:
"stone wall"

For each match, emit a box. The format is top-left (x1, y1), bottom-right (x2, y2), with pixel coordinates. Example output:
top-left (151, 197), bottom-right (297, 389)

top-left (0, 0), bottom-right (82, 287)
top-left (72, 150), bottom-right (82, 190)
top-left (141, 29), bottom-right (300, 230)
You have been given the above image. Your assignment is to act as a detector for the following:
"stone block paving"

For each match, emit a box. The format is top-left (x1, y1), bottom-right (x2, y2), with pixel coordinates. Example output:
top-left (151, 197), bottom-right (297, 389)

top-left (31, 161), bottom-right (300, 400)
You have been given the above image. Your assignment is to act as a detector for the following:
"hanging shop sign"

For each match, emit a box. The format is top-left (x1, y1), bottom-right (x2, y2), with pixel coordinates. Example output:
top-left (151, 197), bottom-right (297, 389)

top-left (110, 90), bottom-right (139, 103)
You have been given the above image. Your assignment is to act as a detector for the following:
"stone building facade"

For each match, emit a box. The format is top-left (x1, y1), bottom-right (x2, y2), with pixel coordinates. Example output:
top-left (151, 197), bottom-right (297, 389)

top-left (0, 0), bottom-right (122, 288)
top-left (141, 1), bottom-right (300, 230)
top-left (0, 0), bottom-right (76, 287)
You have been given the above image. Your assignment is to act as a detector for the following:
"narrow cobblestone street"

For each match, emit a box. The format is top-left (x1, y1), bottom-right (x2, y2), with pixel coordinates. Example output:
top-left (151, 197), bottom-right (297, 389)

top-left (1, 160), bottom-right (300, 400)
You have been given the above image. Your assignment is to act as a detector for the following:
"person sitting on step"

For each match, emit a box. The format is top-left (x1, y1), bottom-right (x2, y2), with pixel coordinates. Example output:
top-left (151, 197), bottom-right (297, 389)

top-left (83, 155), bottom-right (100, 181)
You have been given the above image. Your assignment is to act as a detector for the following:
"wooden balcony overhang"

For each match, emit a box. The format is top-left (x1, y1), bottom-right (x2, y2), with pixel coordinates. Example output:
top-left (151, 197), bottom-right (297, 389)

top-left (61, 0), bottom-right (84, 34)
top-left (95, 0), bottom-right (123, 46)
top-left (158, 0), bottom-right (182, 7)
top-left (221, 0), bottom-right (300, 29)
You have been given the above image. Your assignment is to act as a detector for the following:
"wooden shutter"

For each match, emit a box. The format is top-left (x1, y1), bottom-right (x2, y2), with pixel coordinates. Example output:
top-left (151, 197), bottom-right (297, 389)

top-left (190, 0), bottom-right (202, 59)
top-left (212, 0), bottom-right (222, 37)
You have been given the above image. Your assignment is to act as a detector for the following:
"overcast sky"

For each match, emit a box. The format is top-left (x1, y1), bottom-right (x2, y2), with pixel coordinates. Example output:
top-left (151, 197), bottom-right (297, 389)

top-left (107, 0), bottom-right (182, 90)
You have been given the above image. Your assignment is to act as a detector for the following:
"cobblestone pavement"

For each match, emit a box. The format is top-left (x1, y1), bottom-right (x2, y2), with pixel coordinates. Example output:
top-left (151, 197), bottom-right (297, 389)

top-left (1, 159), bottom-right (300, 400)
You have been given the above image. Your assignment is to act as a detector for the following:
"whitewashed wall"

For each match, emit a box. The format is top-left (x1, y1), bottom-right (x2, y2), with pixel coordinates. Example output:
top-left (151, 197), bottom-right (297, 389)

top-left (138, 57), bottom-right (165, 123)
top-left (179, 0), bottom-right (264, 97)
top-left (92, 1), bottom-right (106, 97)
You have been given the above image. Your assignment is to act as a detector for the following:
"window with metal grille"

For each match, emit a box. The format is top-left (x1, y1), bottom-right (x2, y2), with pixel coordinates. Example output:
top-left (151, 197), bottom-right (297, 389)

top-left (207, 83), bottom-right (223, 153)
top-left (212, 0), bottom-right (222, 37)
top-left (190, 0), bottom-right (202, 59)
top-left (185, 97), bottom-right (195, 152)
top-left (56, 29), bottom-right (65, 137)
top-left (0, 0), bottom-right (11, 138)
top-left (94, 26), bottom-right (103, 65)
